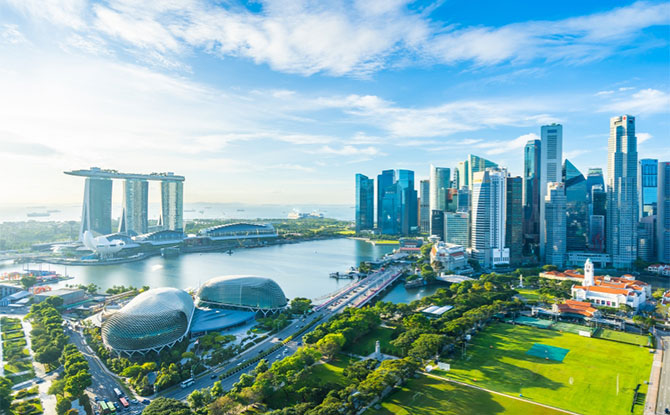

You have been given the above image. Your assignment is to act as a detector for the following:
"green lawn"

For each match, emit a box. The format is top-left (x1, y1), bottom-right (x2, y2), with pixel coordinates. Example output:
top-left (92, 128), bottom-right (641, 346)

top-left (595, 329), bottom-right (650, 346)
top-left (516, 288), bottom-right (542, 301)
top-left (437, 323), bottom-right (653, 415)
top-left (344, 326), bottom-right (400, 356)
top-left (267, 354), bottom-right (354, 408)
top-left (366, 374), bottom-right (566, 415)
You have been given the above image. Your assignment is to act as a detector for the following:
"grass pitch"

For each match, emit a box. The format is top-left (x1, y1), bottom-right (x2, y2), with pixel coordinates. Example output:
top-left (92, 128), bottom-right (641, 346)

top-left (437, 323), bottom-right (653, 415)
top-left (366, 375), bottom-right (566, 415)
top-left (595, 328), bottom-right (650, 347)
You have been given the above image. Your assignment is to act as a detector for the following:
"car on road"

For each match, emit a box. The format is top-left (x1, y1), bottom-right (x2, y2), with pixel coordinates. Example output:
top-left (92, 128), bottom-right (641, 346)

top-left (130, 399), bottom-right (138, 405)
top-left (141, 399), bottom-right (150, 405)
top-left (210, 374), bottom-right (217, 379)
top-left (94, 396), bottom-right (99, 402)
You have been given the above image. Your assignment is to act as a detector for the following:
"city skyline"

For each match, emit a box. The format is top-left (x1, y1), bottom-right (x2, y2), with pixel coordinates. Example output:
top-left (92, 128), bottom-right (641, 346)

top-left (1, 1), bottom-right (669, 206)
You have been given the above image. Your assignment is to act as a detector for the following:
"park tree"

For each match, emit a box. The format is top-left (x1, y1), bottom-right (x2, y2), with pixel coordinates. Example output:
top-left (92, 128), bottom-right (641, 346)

top-left (0, 377), bottom-right (13, 413)
top-left (210, 380), bottom-right (224, 397)
top-left (145, 398), bottom-right (194, 415)
top-left (316, 333), bottom-right (345, 360)
top-left (35, 345), bottom-right (62, 366)
top-left (343, 359), bottom-right (379, 382)
top-left (64, 370), bottom-right (92, 398)
top-left (21, 275), bottom-right (38, 290)
top-left (290, 297), bottom-right (313, 315)
top-left (408, 333), bottom-right (444, 360)
top-left (209, 396), bottom-right (243, 415)
top-left (55, 396), bottom-right (72, 415)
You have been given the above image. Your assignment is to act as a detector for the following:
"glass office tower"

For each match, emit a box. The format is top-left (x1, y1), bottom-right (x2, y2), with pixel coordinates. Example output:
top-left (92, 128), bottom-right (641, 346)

top-left (639, 159), bottom-right (658, 218)
top-left (80, 177), bottom-right (113, 238)
top-left (355, 174), bottom-right (374, 232)
top-left (563, 160), bottom-right (588, 251)
top-left (119, 179), bottom-right (149, 235)
top-left (161, 180), bottom-right (184, 232)
top-left (523, 139), bottom-right (541, 257)
top-left (506, 176), bottom-right (523, 265)
top-left (377, 170), bottom-right (395, 229)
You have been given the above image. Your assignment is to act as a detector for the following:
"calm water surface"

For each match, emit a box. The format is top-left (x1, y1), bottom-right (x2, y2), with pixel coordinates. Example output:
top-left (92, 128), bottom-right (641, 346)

top-left (4, 239), bottom-right (435, 302)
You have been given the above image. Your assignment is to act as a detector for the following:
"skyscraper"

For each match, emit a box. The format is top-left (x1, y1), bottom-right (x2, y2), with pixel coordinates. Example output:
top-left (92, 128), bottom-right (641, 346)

top-left (355, 174), bottom-right (374, 232)
top-left (396, 169), bottom-right (418, 235)
top-left (467, 154), bottom-right (498, 190)
top-left (377, 170), bottom-right (395, 228)
top-left (539, 124), bottom-right (563, 259)
top-left (639, 159), bottom-right (658, 218)
top-left (119, 179), bottom-right (148, 235)
top-left (430, 210), bottom-right (445, 241)
top-left (607, 115), bottom-right (638, 268)
top-left (658, 161), bottom-right (670, 263)
top-left (545, 182), bottom-right (567, 267)
top-left (455, 160), bottom-right (468, 189)
top-left (506, 176), bottom-right (523, 265)
top-left (589, 184), bottom-right (607, 252)
top-left (523, 139), bottom-right (541, 257)
top-left (80, 177), bottom-right (113, 238)
top-left (456, 187), bottom-right (470, 213)
top-left (429, 165), bottom-right (450, 235)
top-left (585, 168), bottom-right (605, 202)
top-left (419, 180), bottom-right (430, 232)
top-left (471, 168), bottom-right (509, 267)
top-left (563, 160), bottom-right (588, 252)
top-left (445, 212), bottom-right (469, 247)
top-left (161, 180), bottom-right (184, 232)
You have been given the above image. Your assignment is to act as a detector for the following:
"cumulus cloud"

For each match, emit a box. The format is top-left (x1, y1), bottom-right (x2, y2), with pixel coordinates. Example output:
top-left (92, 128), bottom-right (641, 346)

top-left (479, 133), bottom-right (540, 155)
top-left (4, 0), bottom-right (668, 76)
top-left (637, 132), bottom-right (652, 143)
top-left (314, 145), bottom-right (381, 156)
top-left (600, 88), bottom-right (670, 115)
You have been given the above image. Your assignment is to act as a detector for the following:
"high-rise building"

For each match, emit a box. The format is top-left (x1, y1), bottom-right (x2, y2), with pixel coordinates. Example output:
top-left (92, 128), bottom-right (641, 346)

top-left (456, 187), bottom-right (470, 213)
top-left (506, 176), bottom-right (523, 265)
top-left (119, 179), bottom-right (148, 235)
top-left (607, 115), bottom-right (638, 268)
top-left (589, 184), bottom-right (607, 252)
top-left (586, 168), bottom-right (605, 202)
top-left (376, 170), bottom-right (395, 228)
top-left (637, 221), bottom-right (654, 262)
top-left (523, 139), bottom-right (541, 257)
top-left (430, 210), bottom-right (445, 241)
top-left (544, 182), bottom-right (566, 267)
top-left (445, 212), bottom-right (469, 247)
top-left (563, 160), bottom-right (588, 252)
top-left (396, 169), bottom-right (418, 235)
top-left (454, 161), bottom-right (467, 190)
top-left (429, 166), bottom-right (450, 235)
top-left (419, 180), bottom-right (430, 232)
top-left (467, 154), bottom-right (498, 190)
top-left (80, 177), bottom-right (113, 238)
top-left (539, 124), bottom-right (563, 259)
top-left (639, 159), bottom-right (658, 218)
top-left (471, 168), bottom-right (509, 267)
top-left (355, 174), bottom-right (374, 232)
top-left (658, 161), bottom-right (670, 263)
top-left (161, 180), bottom-right (184, 232)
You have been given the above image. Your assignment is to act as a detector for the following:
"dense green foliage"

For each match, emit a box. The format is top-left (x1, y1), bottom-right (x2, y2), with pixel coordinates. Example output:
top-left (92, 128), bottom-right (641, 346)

top-left (145, 398), bottom-right (195, 415)
top-left (0, 221), bottom-right (79, 250)
top-left (28, 300), bottom-right (68, 368)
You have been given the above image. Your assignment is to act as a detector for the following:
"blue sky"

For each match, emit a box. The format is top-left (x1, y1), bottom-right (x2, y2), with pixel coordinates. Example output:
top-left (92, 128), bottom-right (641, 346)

top-left (0, 0), bottom-right (668, 206)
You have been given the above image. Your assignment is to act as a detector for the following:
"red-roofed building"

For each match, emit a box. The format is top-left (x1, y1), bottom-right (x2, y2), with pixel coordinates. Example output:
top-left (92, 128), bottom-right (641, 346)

top-left (571, 259), bottom-right (649, 310)
top-left (552, 299), bottom-right (601, 318)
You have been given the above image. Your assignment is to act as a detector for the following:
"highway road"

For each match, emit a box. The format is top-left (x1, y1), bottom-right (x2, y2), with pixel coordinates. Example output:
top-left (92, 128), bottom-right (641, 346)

top-left (656, 333), bottom-right (670, 415)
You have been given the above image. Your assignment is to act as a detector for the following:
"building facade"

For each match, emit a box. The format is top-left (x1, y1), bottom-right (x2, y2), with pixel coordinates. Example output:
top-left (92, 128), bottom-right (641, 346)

top-left (419, 179), bottom-right (430, 232)
top-left (639, 158), bottom-right (658, 218)
top-left (523, 139), bottom-right (541, 258)
top-left (467, 154), bottom-right (497, 190)
top-left (161, 180), bottom-right (184, 232)
top-left (563, 160), bottom-right (588, 252)
top-left (658, 161), bottom-right (670, 263)
top-left (119, 179), bottom-right (149, 235)
top-left (471, 168), bottom-right (509, 267)
top-left (506, 176), bottom-right (523, 265)
top-left (376, 170), bottom-right (395, 228)
top-left (539, 124), bottom-right (563, 259)
top-left (544, 182), bottom-right (566, 267)
top-left (80, 177), bottom-right (113, 238)
top-left (355, 174), bottom-right (374, 232)
top-left (445, 211), bottom-right (469, 247)
top-left (607, 115), bottom-right (638, 268)
top-left (429, 166), bottom-right (450, 235)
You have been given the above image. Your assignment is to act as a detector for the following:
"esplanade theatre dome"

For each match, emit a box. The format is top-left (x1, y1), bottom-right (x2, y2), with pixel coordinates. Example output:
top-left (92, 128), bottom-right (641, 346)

top-left (197, 275), bottom-right (287, 312)
top-left (101, 287), bottom-right (195, 356)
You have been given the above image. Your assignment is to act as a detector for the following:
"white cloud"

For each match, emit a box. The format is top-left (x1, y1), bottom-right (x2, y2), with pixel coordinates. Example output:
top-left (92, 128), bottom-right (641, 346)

top-left (637, 132), bottom-right (652, 143)
top-left (0, 24), bottom-right (27, 44)
top-left (314, 145), bottom-right (380, 156)
top-left (4, 0), bottom-right (668, 76)
top-left (480, 133), bottom-right (540, 155)
top-left (564, 149), bottom-right (590, 159)
top-left (600, 88), bottom-right (670, 115)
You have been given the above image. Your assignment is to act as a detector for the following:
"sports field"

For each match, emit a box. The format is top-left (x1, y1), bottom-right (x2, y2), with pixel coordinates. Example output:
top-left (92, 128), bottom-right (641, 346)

top-left (595, 328), bottom-right (650, 346)
top-left (437, 323), bottom-right (653, 415)
top-left (366, 374), bottom-right (566, 415)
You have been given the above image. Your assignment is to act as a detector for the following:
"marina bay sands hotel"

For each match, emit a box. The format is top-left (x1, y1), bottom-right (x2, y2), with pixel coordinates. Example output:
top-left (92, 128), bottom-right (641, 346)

top-left (65, 167), bottom-right (185, 239)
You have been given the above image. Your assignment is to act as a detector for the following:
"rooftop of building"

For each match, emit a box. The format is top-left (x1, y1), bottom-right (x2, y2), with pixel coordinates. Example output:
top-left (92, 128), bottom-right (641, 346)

top-left (64, 167), bottom-right (184, 181)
